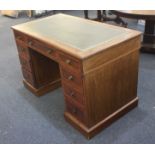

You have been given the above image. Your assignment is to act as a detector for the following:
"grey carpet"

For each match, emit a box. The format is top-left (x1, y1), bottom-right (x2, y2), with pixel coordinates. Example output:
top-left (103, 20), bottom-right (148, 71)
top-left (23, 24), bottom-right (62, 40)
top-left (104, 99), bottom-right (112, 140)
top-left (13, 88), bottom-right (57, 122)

top-left (0, 11), bottom-right (155, 144)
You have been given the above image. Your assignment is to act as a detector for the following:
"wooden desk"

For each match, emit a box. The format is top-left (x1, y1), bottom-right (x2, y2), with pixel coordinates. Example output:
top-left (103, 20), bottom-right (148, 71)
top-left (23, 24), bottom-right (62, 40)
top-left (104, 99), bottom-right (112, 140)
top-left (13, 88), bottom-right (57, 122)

top-left (111, 10), bottom-right (155, 53)
top-left (12, 14), bottom-right (141, 139)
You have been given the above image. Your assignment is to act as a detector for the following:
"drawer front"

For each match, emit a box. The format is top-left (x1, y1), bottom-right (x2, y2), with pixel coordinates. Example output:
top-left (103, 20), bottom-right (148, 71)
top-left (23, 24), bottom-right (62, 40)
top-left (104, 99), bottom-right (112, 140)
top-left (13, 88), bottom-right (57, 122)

top-left (14, 31), bottom-right (28, 43)
top-left (17, 44), bottom-right (30, 60)
top-left (63, 84), bottom-right (84, 105)
top-left (61, 68), bottom-right (83, 88)
top-left (27, 38), bottom-right (58, 60)
top-left (19, 57), bottom-right (32, 72)
top-left (66, 99), bottom-right (86, 124)
top-left (22, 68), bottom-right (35, 86)
top-left (59, 53), bottom-right (82, 73)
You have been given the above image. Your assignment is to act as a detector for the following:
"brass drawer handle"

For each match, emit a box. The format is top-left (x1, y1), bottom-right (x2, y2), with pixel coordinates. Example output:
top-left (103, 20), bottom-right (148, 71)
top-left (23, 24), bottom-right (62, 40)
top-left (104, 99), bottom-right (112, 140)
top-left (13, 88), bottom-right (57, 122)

top-left (47, 49), bottom-right (53, 54)
top-left (65, 59), bottom-right (71, 65)
top-left (68, 75), bottom-right (73, 81)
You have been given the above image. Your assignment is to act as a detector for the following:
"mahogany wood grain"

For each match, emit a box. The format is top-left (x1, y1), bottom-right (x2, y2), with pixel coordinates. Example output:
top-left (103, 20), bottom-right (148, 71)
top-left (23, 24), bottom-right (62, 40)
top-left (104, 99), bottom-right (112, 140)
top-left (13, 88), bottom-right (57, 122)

top-left (84, 50), bottom-right (139, 127)
top-left (16, 43), bottom-right (31, 60)
top-left (63, 83), bottom-right (84, 105)
top-left (30, 49), bottom-right (61, 88)
top-left (23, 79), bottom-right (61, 96)
top-left (65, 97), bottom-right (138, 139)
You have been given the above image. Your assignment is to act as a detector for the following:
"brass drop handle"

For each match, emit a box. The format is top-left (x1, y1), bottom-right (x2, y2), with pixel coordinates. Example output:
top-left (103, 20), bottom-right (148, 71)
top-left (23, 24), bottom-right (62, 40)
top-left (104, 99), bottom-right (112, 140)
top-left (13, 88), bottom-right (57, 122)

top-left (28, 41), bottom-right (33, 46)
top-left (65, 59), bottom-right (71, 65)
top-left (68, 75), bottom-right (73, 81)
top-left (47, 49), bottom-right (53, 54)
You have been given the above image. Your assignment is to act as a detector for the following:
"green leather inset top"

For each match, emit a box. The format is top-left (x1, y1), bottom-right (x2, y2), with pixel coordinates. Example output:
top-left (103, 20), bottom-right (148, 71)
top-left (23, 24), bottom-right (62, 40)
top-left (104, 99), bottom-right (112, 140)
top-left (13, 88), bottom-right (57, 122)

top-left (12, 14), bottom-right (130, 51)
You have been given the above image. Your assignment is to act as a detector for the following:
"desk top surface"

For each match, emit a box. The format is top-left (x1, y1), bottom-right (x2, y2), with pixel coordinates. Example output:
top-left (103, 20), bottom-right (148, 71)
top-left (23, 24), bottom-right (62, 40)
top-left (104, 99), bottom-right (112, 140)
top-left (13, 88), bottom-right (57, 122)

top-left (12, 14), bottom-right (141, 59)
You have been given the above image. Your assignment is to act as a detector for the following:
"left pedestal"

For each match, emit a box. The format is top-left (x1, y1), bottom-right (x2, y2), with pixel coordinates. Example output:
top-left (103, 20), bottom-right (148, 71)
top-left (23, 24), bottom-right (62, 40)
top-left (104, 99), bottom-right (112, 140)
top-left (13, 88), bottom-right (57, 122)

top-left (14, 32), bottom-right (61, 96)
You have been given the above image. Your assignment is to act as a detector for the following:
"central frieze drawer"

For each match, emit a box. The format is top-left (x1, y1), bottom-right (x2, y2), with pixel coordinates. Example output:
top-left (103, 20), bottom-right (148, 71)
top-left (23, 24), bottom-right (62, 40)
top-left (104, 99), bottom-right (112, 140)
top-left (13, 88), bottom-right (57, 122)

top-left (27, 38), bottom-right (58, 60)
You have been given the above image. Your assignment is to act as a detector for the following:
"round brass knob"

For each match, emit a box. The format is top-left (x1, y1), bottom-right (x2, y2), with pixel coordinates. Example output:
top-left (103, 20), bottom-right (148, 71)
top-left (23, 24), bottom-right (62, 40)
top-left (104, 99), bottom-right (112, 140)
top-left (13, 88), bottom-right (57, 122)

top-left (47, 49), bottom-right (53, 54)
top-left (68, 75), bottom-right (73, 80)
top-left (65, 59), bottom-right (71, 65)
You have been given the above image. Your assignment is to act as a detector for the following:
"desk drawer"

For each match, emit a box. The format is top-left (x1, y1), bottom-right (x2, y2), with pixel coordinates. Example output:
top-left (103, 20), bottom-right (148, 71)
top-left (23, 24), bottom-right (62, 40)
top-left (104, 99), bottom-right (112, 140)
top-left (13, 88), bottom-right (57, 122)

top-left (27, 38), bottom-right (58, 60)
top-left (63, 84), bottom-right (84, 105)
top-left (14, 31), bottom-right (28, 43)
top-left (66, 98), bottom-right (86, 124)
top-left (22, 68), bottom-right (35, 86)
top-left (19, 57), bottom-right (32, 72)
top-left (59, 53), bottom-right (82, 73)
top-left (61, 68), bottom-right (83, 89)
top-left (17, 44), bottom-right (30, 60)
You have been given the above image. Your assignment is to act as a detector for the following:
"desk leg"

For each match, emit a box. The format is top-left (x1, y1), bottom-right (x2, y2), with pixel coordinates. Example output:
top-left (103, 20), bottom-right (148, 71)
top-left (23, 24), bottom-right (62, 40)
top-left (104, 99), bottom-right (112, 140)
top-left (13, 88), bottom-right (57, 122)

top-left (141, 20), bottom-right (155, 53)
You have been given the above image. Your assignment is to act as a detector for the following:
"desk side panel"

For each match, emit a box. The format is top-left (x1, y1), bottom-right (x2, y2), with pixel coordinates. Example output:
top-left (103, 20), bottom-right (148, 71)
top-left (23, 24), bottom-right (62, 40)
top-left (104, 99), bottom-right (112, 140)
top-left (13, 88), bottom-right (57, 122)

top-left (83, 37), bottom-right (140, 127)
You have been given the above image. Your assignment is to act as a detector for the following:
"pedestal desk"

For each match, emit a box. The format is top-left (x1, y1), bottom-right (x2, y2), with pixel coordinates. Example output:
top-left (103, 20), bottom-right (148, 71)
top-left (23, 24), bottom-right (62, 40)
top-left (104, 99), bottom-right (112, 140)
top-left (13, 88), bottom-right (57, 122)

top-left (12, 14), bottom-right (141, 139)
